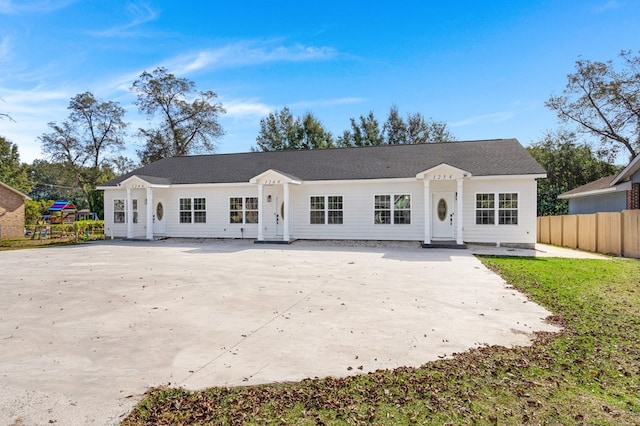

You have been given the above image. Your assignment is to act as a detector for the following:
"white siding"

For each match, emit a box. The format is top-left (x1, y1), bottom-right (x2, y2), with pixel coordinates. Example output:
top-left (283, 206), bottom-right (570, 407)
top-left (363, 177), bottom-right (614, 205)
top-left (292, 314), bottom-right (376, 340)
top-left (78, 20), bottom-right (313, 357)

top-left (104, 188), bottom-right (152, 239)
top-left (105, 186), bottom-right (260, 239)
top-left (290, 180), bottom-right (424, 241)
top-left (103, 175), bottom-right (538, 245)
top-left (160, 187), bottom-right (259, 239)
top-left (461, 178), bottom-right (538, 245)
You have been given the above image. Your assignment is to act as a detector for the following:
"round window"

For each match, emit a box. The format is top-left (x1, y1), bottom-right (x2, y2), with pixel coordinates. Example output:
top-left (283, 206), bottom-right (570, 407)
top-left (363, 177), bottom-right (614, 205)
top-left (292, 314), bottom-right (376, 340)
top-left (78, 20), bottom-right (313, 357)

top-left (156, 202), bottom-right (164, 221)
top-left (437, 199), bottom-right (447, 221)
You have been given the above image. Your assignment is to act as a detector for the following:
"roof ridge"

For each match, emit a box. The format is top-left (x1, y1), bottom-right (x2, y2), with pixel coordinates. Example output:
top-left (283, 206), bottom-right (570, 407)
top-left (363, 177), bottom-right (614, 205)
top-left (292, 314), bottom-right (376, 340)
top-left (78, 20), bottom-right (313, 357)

top-left (179, 138), bottom-right (516, 159)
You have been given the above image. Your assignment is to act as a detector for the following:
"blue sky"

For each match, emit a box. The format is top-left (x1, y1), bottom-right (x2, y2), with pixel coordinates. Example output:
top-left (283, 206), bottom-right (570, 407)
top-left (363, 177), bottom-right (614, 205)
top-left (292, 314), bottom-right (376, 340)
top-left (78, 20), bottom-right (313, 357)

top-left (0, 0), bottom-right (638, 163)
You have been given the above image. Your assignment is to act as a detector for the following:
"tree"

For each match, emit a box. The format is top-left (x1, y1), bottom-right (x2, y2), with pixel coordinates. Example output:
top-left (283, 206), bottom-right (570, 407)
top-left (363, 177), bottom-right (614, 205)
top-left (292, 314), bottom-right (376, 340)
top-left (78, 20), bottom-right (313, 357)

top-left (28, 160), bottom-right (81, 202)
top-left (24, 199), bottom-right (54, 225)
top-left (132, 67), bottom-right (225, 163)
top-left (527, 130), bottom-right (621, 216)
top-left (0, 136), bottom-right (32, 193)
top-left (406, 113), bottom-right (455, 144)
top-left (337, 111), bottom-right (384, 147)
top-left (546, 51), bottom-right (640, 161)
top-left (255, 107), bottom-right (300, 151)
top-left (383, 105), bottom-right (407, 145)
top-left (298, 112), bottom-right (334, 150)
top-left (137, 129), bottom-right (172, 164)
top-left (256, 106), bottom-right (456, 150)
top-left (254, 107), bottom-right (334, 151)
top-left (340, 108), bottom-right (456, 147)
top-left (39, 92), bottom-right (128, 213)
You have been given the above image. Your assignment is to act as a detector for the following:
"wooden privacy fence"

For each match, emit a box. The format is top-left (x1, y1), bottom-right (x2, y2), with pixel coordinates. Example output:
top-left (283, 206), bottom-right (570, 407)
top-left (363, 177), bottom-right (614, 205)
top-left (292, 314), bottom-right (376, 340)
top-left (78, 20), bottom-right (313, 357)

top-left (537, 210), bottom-right (640, 258)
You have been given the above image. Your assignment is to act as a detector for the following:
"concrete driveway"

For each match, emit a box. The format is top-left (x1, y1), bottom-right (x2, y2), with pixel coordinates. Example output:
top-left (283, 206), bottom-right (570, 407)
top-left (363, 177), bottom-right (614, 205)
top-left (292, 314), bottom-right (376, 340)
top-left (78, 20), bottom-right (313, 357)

top-left (0, 240), bottom-right (559, 425)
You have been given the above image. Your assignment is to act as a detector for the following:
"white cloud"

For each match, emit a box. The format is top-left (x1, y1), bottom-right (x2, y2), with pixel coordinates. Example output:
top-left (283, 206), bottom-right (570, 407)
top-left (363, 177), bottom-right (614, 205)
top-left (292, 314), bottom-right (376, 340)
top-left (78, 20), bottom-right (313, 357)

top-left (0, 0), bottom-right (77, 15)
top-left (102, 39), bottom-right (340, 94)
top-left (0, 85), bottom-right (76, 162)
top-left (220, 97), bottom-right (365, 122)
top-left (451, 111), bottom-right (515, 127)
top-left (289, 97), bottom-right (366, 109)
top-left (89, 1), bottom-right (159, 38)
top-left (592, 1), bottom-right (621, 13)
top-left (0, 34), bottom-right (11, 60)
top-left (167, 40), bottom-right (339, 75)
top-left (223, 99), bottom-right (272, 120)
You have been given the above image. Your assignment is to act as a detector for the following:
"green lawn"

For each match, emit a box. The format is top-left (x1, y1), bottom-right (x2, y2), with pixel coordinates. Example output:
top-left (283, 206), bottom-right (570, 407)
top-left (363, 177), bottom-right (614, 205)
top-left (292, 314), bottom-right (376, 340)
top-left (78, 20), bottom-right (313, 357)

top-left (122, 257), bottom-right (640, 425)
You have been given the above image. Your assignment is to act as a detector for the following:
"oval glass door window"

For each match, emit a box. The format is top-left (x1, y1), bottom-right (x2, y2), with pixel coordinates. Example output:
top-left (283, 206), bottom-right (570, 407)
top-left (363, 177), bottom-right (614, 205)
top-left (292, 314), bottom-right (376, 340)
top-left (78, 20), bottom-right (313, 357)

top-left (437, 198), bottom-right (447, 221)
top-left (156, 202), bottom-right (164, 221)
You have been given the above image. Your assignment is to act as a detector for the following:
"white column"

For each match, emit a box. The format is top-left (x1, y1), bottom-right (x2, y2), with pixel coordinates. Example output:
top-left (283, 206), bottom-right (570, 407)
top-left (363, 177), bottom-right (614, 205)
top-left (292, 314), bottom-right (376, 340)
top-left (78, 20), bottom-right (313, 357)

top-left (423, 180), bottom-right (431, 244)
top-left (456, 178), bottom-right (464, 245)
top-left (146, 187), bottom-right (154, 241)
top-left (126, 187), bottom-right (134, 239)
top-left (257, 184), bottom-right (264, 241)
top-left (283, 183), bottom-right (290, 242)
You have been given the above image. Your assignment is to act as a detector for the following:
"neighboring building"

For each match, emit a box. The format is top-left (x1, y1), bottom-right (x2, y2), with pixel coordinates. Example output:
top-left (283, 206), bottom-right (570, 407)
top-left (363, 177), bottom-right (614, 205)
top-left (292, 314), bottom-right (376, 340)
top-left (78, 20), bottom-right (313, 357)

top-left (99, 138), bottom-right (545, 248)
top-left (558, 154), bottom-right (640, 214)
top-left (0, 181), bottom-right (31, 239)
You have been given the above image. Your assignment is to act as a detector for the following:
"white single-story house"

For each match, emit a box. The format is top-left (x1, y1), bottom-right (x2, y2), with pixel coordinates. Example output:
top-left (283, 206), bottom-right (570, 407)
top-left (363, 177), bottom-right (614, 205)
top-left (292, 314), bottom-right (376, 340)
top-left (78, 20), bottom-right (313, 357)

top-left (558, 154), bottom-right (640, 214)
top-left (99, 138), bottom-right (545, 247)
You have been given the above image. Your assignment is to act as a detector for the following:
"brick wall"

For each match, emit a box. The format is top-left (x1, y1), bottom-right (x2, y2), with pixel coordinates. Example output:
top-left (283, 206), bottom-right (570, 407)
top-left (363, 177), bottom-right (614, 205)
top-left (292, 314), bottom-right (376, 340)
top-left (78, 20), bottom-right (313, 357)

top-left (627, 183), bottom-right (640, 210)
top-left (0, 185), bottom-right (26, 239)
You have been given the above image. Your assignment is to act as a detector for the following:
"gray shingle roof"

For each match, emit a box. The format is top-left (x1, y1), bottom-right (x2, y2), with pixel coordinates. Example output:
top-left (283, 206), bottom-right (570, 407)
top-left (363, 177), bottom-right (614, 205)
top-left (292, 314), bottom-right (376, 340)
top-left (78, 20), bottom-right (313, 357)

top-left (558, 175), bottom-right (617, 198)
top-left (102, 138), bottom-right (544, 187)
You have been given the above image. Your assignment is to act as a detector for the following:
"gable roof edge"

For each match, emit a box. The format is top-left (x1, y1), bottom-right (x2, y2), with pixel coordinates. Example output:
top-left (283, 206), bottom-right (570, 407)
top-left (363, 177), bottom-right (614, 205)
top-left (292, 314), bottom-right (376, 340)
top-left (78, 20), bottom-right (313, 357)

top-left (0, 181), bottom-right (32, 200)
top-left (611, 154), bottom-right (640, 185)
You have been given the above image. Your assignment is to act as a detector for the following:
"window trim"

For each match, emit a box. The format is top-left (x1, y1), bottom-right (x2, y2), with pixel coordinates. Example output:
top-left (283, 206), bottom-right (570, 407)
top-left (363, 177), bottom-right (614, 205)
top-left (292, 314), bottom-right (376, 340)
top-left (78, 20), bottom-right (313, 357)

top-left (374, 193), bottom-right (411, 225)
top-left (475, 193), bottom-right (495, 225)
top-left (309, 195), bottom-right (344, 225)
top-left (498, 192), bottom-right (519, 225)
top-left (113, 198), bottom-right (139, 224)
top-left (132, 199), bottom-right (138, 224)
top-left (193, 197), bottom-right (207, 224)
top-left (179, 197), bottom-right (207, 224)
top-left (474, 192), bottom-right (519, 226)
top-left (114, 199), bottom-right (125, 224)
top-left (229, 196), bottom-right (259, 224)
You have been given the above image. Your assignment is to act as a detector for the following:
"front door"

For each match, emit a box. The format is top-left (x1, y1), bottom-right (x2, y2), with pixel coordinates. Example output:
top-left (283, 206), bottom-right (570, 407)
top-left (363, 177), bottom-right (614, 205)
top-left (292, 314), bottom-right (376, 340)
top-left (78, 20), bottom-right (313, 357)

top-left (274, 196), bottom-right (284, 237)
top-left (432, 193), bottom-right (455, 239)
top-left (153, 199), bottom-right (166, 235)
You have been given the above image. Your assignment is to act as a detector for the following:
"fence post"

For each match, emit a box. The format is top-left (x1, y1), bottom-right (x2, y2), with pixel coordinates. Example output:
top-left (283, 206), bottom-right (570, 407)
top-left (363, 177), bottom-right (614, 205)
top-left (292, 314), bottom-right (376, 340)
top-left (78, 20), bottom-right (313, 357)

top-left (593, 213), bottom-right (600, 253)
top-left (620, 211), bottom-right (624, 257)
top-left (575, 214), bottom-right (579, 250)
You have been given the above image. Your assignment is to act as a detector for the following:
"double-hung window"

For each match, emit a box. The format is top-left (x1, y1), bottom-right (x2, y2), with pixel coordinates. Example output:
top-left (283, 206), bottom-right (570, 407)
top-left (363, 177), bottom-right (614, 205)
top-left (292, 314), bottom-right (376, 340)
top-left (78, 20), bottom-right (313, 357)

top-left (230, 197), bottom-right (259, 224)
top-left (498, 193), bottom-right (518, 225)
top-left (114, 199), bottom-right (125, 224)
top-left (132, 199), bottom-right (138, 224)
top-left (114, 199), bottom-right (138, 224)
top-left (310, 196), bottom-right (343, 224)
top-left (180, 197), bottom-right (206, 223)
top-left (475, 194), bottom-right (495, 225)
top-left (193, 198), bottom-right (206, 223)
top-left (374, 194), bottom-right (411, 224)
top-left (475, 193), bottom-right (518, 225)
